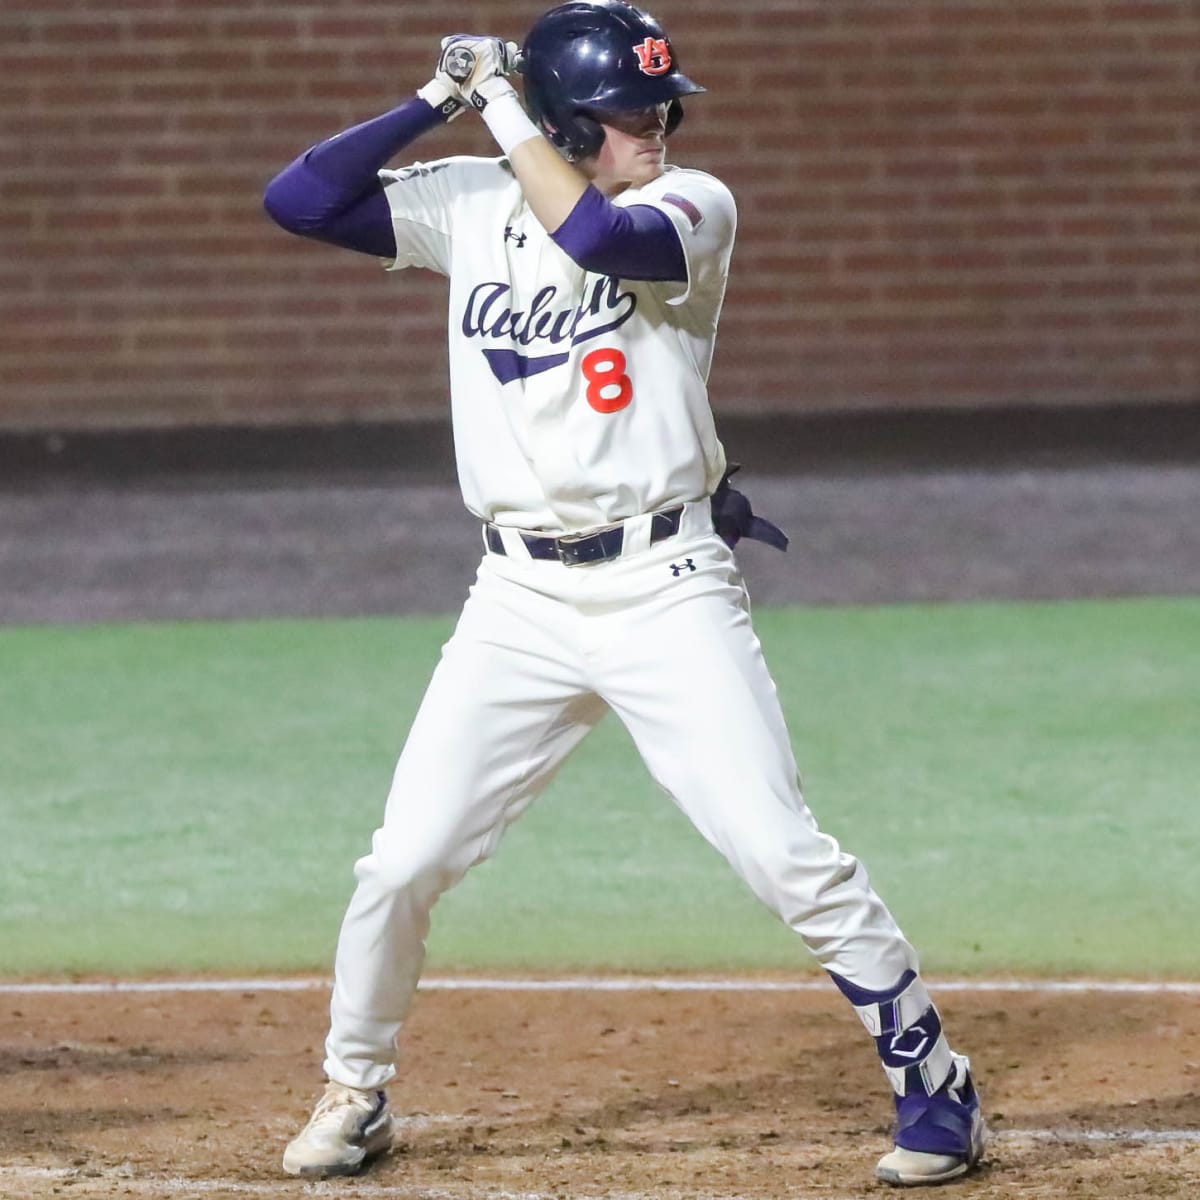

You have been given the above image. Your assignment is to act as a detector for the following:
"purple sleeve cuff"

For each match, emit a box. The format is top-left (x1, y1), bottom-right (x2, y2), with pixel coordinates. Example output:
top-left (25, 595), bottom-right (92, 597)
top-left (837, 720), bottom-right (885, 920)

top-left (550, 185), bottom-right (687, 283)
top-left (263, 96), bottom-right (446, 257)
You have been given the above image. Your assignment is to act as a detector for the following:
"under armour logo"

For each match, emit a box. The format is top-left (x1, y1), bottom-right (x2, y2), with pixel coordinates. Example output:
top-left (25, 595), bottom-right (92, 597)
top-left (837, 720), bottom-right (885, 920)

top-left (504, 226), bottom-right (527, 248)
top-left (670, 559), bottom-right (696, 576)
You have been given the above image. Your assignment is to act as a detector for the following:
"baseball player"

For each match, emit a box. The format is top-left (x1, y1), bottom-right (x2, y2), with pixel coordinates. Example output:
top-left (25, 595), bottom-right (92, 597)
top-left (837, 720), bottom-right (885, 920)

top-left (264, 1), bottom-right (986, 1187)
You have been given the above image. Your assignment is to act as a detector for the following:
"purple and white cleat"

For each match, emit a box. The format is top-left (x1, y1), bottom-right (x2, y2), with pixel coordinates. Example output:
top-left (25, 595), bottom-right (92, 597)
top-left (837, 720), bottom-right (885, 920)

top-left (876, 1053), bottom-right (987, 1186)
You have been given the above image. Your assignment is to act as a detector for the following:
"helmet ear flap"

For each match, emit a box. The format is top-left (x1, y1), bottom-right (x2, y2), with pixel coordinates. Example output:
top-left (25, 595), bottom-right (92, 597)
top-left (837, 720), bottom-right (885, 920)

top-left (569, 112), bottom-right (605, 160)
top-left (665, 99), bottom-right (684, 137)
top-left (533, 109), bottom-right (606, 161)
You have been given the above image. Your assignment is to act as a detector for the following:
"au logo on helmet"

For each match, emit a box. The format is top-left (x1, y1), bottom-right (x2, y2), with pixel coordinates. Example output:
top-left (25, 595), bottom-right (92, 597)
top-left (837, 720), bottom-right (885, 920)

top-left (634, 35), bottom-right (671, 75)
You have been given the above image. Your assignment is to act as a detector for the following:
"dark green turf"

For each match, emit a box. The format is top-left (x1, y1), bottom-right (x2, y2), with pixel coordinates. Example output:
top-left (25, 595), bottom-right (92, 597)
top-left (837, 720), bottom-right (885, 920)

top-left (1, 598), bottom-right (1196, 977)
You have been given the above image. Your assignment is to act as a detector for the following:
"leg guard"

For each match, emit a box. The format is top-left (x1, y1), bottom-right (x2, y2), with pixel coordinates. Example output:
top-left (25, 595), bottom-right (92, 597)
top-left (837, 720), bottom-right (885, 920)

top-left (832, 969), bottom-right (986, 1180)
top-left (829, 969), bottom-right (955, 1098)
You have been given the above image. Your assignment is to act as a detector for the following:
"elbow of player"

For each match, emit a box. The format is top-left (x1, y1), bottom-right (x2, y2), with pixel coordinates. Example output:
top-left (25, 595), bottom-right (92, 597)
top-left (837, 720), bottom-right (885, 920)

top-left (262, 182), bottom-right (302, 235)
top-left (262, 172), bottom-right (323, 237)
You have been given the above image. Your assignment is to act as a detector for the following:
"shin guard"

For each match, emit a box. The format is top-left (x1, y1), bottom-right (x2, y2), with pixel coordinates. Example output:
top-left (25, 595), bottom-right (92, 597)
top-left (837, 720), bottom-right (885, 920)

top-left (829, 969), bottom-right (954, 1098)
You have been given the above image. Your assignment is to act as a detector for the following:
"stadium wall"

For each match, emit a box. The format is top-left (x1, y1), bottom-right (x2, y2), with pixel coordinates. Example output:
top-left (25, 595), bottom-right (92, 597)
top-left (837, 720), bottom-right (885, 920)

top-left (2, 0), bottom-right (1198, 429)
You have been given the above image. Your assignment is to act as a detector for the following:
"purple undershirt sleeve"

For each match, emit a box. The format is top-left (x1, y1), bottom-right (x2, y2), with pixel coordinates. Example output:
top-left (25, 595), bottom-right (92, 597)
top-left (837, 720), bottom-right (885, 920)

top-left (550, 185), bottom-right (687, 283)
top-left (263, 96), bottom-right (445, 258)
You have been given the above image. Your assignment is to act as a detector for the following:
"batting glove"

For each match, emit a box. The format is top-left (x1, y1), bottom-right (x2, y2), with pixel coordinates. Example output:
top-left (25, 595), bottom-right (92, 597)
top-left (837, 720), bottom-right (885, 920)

top-left (416, 75), bottom-right (467, 122)
top-left (436, 35), bottom-right (523, 111)
top-left (710, 464), bottom-right (790, 552)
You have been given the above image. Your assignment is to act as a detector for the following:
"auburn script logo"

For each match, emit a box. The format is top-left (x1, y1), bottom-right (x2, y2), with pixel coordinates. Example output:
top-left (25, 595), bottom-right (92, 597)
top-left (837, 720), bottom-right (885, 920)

top-left (634, 36), bottom-right (671, 75)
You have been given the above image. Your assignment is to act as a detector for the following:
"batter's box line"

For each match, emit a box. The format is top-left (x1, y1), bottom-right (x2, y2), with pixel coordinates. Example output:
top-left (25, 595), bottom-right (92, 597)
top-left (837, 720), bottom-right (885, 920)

top-left (1, 975), bottom-right (1200, 995)
top-left (0, 1167), bottom-right (727, 1199)
top-left (997, 1129), bottom-right (1200, 1145)
top-left (7, 1138), bottom-right (1200, 1200)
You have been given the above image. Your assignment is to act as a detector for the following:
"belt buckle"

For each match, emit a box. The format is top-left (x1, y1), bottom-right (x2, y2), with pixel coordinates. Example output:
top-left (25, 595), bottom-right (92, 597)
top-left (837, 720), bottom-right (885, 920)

top-left (556, 521), bottom-right (623, 567)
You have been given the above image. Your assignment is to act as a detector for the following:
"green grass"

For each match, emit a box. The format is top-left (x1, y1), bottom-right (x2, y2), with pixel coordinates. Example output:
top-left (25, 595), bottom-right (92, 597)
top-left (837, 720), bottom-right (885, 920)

top-left (1, 598), bottom-right (1196, 978)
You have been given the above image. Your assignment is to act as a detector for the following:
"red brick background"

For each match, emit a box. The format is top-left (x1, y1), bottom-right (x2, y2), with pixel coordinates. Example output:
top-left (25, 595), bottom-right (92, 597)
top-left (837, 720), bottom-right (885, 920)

top-left (3, 1), bottom-right (1198, 429)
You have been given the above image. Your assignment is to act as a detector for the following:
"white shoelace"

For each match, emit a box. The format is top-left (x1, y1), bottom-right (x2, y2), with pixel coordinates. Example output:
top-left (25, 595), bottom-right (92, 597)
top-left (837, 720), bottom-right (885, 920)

top-left (307, 1085), bottom-right (375, 1134)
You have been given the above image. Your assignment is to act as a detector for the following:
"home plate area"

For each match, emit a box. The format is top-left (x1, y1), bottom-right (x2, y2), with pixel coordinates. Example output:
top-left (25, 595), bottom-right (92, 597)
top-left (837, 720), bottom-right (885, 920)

top-left (2, 981), bottom-right (1198, 1198)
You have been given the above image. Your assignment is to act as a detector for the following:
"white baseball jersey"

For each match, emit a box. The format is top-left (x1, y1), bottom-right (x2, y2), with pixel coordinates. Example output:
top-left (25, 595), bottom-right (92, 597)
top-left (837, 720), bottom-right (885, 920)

top-left (379, 156), bottom-right (734, 532)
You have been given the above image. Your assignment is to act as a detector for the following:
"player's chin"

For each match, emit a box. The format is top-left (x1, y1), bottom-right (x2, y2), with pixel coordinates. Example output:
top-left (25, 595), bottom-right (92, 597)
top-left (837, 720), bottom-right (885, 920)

top-left (631, 154), bottom-right (666, 186)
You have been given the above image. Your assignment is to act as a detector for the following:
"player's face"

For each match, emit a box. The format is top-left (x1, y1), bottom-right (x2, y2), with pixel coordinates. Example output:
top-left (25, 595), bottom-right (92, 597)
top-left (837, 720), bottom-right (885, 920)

top-left (582, 103), bottom-right (670, 194)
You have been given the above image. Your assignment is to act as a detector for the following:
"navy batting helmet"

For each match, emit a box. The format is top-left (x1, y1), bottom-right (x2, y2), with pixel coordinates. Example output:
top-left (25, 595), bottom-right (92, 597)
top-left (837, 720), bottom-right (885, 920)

top-left (521, 1), bottom-right (705, 161)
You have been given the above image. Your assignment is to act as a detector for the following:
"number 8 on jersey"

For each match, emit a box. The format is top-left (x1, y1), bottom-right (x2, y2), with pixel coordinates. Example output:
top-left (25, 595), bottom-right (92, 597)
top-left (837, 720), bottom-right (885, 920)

top-left (582, 346), bottom-right (633, 413)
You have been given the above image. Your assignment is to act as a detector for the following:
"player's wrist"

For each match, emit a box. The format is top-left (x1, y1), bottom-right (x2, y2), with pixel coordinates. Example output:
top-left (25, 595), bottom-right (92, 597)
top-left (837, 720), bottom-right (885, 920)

top-left (416, 78), bottom-right (466, 122)
top-left (477, 86), bottom-right (540, 157)
top-left (468, 75), bottom-right (517, 108)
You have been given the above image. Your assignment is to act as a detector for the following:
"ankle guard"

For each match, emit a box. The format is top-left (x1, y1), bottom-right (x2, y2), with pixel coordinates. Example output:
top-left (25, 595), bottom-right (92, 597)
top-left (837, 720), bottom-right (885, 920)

top-left (830, 969), bottom-right (955, 1098)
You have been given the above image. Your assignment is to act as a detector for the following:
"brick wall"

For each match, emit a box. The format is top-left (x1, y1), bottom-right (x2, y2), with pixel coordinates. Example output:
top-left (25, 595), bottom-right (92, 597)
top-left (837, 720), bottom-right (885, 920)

top-left (2, 0), bottom-right (1198, 429)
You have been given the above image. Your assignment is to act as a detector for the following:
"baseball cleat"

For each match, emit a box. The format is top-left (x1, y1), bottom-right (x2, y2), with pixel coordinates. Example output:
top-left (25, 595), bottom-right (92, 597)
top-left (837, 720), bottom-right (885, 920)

top-left (282, 1081), bottom-right (393, 1178)
top-left (875, 1054), bottom-right (986, 1187)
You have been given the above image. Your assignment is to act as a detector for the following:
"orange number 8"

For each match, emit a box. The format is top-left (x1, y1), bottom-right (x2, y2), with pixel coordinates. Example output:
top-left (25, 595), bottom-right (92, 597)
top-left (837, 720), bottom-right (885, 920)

top-left (582, 346), bottom-right (633, 413)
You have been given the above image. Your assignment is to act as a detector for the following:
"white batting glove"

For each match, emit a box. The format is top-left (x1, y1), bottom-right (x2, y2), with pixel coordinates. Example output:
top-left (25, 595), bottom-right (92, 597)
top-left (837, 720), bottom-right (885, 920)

top-left (436, 35), bottom-right (522, 111)
top-left (415, 76), bottom-right (466, 122)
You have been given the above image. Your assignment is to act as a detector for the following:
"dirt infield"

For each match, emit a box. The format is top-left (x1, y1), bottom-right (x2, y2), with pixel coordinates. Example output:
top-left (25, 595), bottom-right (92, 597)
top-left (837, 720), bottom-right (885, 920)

top-left (2, 983), bottom-right (1199, 1199)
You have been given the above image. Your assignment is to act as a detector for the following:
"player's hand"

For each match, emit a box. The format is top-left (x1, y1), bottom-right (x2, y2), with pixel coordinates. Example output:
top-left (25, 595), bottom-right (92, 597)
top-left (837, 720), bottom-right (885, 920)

top-left (416, 34), bottom-right (488, 124)
top-left (436, 35), bottom-right (522, 110)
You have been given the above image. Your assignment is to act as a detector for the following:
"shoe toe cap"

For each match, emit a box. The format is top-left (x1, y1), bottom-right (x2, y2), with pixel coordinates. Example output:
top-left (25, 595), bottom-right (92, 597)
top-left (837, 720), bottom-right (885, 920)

top-left (876, 1145), bottom-right (971, 1186)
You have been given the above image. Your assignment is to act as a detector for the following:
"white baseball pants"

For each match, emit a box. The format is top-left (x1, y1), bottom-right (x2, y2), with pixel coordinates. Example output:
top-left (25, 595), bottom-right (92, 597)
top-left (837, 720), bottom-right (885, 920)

top-left (324, 501), bottom-right (920, 1089)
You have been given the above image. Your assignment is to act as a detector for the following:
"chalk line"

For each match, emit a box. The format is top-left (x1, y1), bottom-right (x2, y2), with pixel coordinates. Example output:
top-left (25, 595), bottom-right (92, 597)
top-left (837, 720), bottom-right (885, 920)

top-left (1, 975), bottom-right (1199, 995)
top-left (4, 1131), bottom-right (1200, 1197)
top-left (0, 1170), bottom-right (551, 1198)
top-left (998, 1129), bottom-right (1200, 1144)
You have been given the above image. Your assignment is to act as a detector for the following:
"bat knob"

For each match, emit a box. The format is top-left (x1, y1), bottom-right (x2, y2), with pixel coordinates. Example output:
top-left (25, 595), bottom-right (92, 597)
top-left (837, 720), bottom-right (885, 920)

top-left (443, 45), bottom-right (476, 83)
